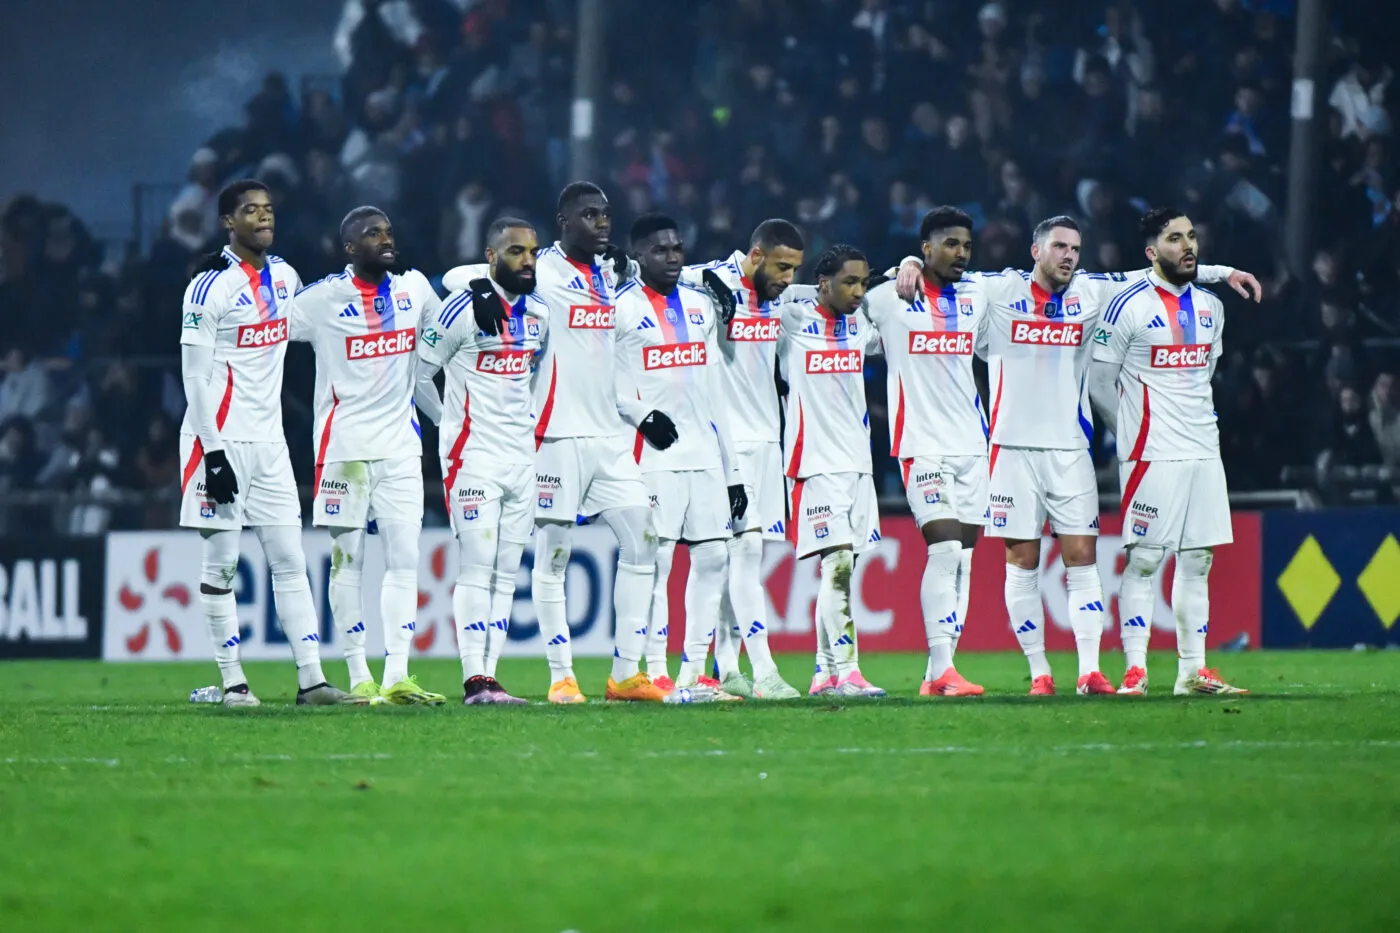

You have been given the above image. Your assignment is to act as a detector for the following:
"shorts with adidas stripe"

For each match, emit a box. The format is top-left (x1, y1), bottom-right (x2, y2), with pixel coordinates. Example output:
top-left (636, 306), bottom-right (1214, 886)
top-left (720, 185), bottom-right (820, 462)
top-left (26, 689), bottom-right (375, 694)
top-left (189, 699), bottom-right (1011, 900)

top-left (786, 471), bottom-right (880, 560)
top-left (733, 440), bottom-right (787, 540)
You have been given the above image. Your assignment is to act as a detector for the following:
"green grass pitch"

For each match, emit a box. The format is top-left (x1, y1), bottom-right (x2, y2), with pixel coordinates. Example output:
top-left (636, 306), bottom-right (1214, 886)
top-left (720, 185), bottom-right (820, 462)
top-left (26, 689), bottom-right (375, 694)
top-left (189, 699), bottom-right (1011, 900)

top-left (3, 650), bottom-right (1399, 932)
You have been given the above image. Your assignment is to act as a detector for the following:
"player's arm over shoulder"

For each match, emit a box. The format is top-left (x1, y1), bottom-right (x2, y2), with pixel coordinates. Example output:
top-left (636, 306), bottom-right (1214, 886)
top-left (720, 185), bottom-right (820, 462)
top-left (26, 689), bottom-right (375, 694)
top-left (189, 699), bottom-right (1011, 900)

top-left (441, 262), bottom-right (491, 294)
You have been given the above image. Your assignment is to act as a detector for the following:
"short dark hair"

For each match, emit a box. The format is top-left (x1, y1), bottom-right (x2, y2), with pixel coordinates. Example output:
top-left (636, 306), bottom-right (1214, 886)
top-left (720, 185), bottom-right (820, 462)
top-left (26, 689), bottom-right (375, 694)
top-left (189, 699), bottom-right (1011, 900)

top-left (1139, 207), bottom-right (1188, 244)
top-left (340, 205), bottom-right (388, 243)
top-left (813, 244), bottom-right (868, 279)
top-left (217, 180), bottom-right (268, 218)
top-left (919, 206), bottom-right (974, 242)
top-left (486, 216), bottom-right (534, 248)
top-left (750, 218), bottom-right (805, 252)
top-left (557, 181), bottom-right (606, 214)
top-left (1032, 215), bottom-right (1080, 245)
top-left (630, 212), bottom-right (679, 246)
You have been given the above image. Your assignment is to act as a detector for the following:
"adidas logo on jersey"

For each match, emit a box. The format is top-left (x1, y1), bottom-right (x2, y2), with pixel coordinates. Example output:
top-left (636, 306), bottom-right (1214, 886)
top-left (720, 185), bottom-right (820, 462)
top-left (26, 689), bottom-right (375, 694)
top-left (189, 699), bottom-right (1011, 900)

top-left (1148, 315), bottom-right (1165, 328)
top-left (637, 318), bottom-right (657, 330)
top-left (236, 293), bottom-right (253, 307)
top-left (802, 321), bottom-right (821, 335)
top-left (340, 304), bottom-right (360, 318)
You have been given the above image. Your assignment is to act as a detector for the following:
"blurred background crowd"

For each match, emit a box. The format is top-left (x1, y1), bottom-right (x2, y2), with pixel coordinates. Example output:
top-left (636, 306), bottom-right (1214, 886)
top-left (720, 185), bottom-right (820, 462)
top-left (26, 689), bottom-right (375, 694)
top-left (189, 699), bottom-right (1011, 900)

top-left (3, 0), bottom-right (1398, 533)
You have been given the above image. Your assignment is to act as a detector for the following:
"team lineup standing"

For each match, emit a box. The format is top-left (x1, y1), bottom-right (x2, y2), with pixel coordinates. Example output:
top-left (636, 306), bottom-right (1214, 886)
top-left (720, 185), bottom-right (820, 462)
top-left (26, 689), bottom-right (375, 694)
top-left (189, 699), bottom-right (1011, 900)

top-left (180, 177), bottom-right (1259, 704)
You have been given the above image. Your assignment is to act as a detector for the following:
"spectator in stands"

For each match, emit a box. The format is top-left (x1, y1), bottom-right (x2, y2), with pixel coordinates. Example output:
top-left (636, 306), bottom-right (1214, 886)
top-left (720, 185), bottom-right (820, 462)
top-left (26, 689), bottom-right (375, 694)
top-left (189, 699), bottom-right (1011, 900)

top-left (167, 148), bottom-right (221, 248)
top-left (1330, 54), bottom-right (1392, 143)
top-left (0, 348), bottom-right (52, 426)
top-left (1371, 372), bottom-right (1400, 466)
top-left (1321, 384), bottom-right (1384, 469)
top-left (0, 417), bottom-right (42, 509)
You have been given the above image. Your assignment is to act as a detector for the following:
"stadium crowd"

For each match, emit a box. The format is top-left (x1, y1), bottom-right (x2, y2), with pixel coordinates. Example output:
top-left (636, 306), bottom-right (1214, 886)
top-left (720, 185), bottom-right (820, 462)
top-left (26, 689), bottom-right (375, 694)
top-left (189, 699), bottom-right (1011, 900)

top-left (2, 0), bottom-right (1399, 532)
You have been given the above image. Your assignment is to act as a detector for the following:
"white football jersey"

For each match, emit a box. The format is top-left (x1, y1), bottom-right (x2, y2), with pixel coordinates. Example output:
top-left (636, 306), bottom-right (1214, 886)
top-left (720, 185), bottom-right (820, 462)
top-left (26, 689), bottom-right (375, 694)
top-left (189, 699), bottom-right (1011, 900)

top-left (418, 282), bottom-right (549, 466)
top-left (970, 265), bottom-right (1233, 450)
top-left (179, 246), bottom-right (300, 442)
top-left (1092, 271), bottom-right (1225, 461)
top-left (613, 279), bottom-right (734, 476)
top-left (865, 277), bottom-right (990, 459)
top-left (287, 266), bottom-right (440, 463)
top-left (531, 243), bottom-right (628, 439)
top-left (681, 251), bottom-right (784, 444)
top-left (777, 294), bottom-right (880, 478)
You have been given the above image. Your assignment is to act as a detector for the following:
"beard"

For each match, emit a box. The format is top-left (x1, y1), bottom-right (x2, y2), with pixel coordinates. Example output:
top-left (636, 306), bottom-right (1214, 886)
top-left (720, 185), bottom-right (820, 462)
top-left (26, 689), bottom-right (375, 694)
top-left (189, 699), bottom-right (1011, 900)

top-left (495, 262), bottom-right (536, 295)
top-left (1158, 254), bottom-right (1198, 286)
top-left (752, 265), bottom-right (779, 302)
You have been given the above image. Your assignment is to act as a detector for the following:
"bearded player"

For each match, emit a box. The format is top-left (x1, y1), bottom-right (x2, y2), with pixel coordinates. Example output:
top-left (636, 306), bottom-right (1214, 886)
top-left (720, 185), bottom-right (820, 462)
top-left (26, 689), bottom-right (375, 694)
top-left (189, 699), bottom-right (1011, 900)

top-left (417, 217), bottom-right (546, 704)
top-left (288, 206), bottom-right (445, 706)
top-left (1088, 208), bottom-right (1248, 696)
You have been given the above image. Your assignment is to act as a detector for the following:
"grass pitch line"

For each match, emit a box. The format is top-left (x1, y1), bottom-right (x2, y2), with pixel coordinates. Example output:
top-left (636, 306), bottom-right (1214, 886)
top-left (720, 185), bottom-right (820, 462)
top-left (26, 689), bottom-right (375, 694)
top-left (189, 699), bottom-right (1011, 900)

top-left (7, 739), bottom-right (1400, 769)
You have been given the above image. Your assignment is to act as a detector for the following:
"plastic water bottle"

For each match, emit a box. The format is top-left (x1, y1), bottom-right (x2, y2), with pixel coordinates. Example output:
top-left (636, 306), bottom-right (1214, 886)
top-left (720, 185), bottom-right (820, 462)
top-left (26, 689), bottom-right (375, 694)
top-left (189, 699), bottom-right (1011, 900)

top-left (190, 685), bottom-right (224, 704)
top-left (664, 688), bottom-right (694, 705)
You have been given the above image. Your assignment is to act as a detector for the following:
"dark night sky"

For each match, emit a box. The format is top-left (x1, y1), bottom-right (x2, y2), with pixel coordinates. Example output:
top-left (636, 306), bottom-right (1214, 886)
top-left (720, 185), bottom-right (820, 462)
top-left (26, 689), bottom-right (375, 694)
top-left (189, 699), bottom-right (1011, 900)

top-left (1, 0), bottom-right (345, 237)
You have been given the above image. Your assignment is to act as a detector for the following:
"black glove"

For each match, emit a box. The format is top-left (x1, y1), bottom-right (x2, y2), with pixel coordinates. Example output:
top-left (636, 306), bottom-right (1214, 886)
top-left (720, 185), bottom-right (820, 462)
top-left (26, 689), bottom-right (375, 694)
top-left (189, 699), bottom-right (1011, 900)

top-left (202, 448), bottom-right (239, 505)
top-left (728, 484), bottom-right (749, 527)
top-left (865, 272), bottom-right (891, 290)
top-left (601, 244), bottom-right (632, 283)
top-left (470, 278), bottom-right (508, 336)
top-left (702, 269), bottom-right (738, 325)
top-left (638, 410), bottom-right (678, 450)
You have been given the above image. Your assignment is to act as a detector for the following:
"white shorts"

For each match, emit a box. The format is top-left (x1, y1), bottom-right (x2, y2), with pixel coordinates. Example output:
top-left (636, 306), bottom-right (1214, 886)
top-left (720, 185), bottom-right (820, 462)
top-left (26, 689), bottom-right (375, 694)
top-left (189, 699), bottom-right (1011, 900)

top-left (787, 472), bottom-right (880, 560)
top-left (644, 469), bottom-right (732, 542)
top-left (987, 446), bottom-right (1099, 539)
top-left (443, 456), bottom-right (535, 542)
top-left (313, 457), bottom-right (423, 528)
top-left (535, 435), bottom-right (649, 522)
top-left (900, 454), bottom-right (989, 527)
top-left (733, 440), bottom-right (787, 540)
top-left (1120, 458), bottom-right (1233, 551)
top-left (179, 437), bottom-right (301, 530)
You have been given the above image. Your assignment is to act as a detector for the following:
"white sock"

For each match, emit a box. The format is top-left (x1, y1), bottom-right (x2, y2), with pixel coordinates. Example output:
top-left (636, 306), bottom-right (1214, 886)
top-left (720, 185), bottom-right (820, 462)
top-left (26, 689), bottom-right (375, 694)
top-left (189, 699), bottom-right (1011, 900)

top-left (533, 523), bottom-right (575, 683)
top-left (1173, 548), bottom-right (1213, 679)
top-left (713, 610), bottom-right (742, 679)
top-left (1119, 545), bottom-right (1164, 672)
top-left (646, 540), bottom-right (676, 679)
top-left (1005, 564), bottom-right (1051, 679)
top-left (1065, 563), bottom-right (1107, 677)
top-left (679, 540), bottom-right (726, 684)
top-left (256, 525), bottom-right (326, 690)
top-left (486, 540), bottom-right (524, 678)
top-left (454, 514), bottom-right (498, 682)
top-left (953, 546), bottom-right (973, 656)
top-left (329, 527), bottom-right (370, 686)
top-left (611, 561), bottom-right (653, 682)
top-left (921, 540), bottom-right (962, 679)
top-left (726, 532), bottom-right (777, 680)
top-left (814, 607), bottom-right (835, 682)
top-left (817, 550), bottom-right (858, 678)
top-left (380, 570), bottom-right (417, 687)
top-left (202, 590), bottom-right (246, 689)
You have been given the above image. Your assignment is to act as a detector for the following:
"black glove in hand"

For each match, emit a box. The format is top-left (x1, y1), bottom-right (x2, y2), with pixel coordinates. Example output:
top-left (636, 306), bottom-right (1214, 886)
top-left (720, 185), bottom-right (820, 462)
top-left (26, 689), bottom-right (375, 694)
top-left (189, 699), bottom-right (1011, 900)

top-left (638, 410), bottom-right (678, 450)
top-left (728, 484), bottom-right (749, 526)
top-left (202, 449), bottom-right (239, 505)
top-left (702, 269), bottom-right (738, 325)
top-left (601, 244), bottom-right (632, 283)
top-left (470, 278), bottom-right (508, 336)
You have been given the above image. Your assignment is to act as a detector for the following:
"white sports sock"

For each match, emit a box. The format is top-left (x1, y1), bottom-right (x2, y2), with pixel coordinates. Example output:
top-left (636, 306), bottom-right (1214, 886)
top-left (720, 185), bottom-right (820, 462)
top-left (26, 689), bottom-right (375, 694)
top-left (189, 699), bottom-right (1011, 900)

top-left (612, 561), bottom-right (653, 682)
top-left (713, 611), bottom-right (742, 679)
top-left (679, 541), bottom-right (726, 684)
top-left (454, 511), bottom-right (498, 682)
top-left (953, 546), bottom-right (973, 656)
top-left (486, 540), bottom-right (524, 678)
top-left (256, 525), bottom-right (325, 690)
top-left (1005, 564), bottom-right (1051, 679)
top-left (726, 532), bottom-right (777, 680)
top-left (814, 609), bottom-right (835, 682)
top-left (202, 591), bottom-right (246, 689)
top-left (921, 540), bottom-right (962, 679)
top-left (329, 527), bottom-right (370, 687)
top-left (1065, 563), bottom-right (1107, 677)
top-left (646, 540), bottom-right (676, 679)
top-left (817, 549), bottom-right (858, 678)
top-left (1119, 545), bottom-right (1165, 671)
top-left (532, 523), bottom-right (575, 683)
top-left (377, 520), bottom-right (421, 688)
top-left (1173, 548), bottom-right (1213, 678)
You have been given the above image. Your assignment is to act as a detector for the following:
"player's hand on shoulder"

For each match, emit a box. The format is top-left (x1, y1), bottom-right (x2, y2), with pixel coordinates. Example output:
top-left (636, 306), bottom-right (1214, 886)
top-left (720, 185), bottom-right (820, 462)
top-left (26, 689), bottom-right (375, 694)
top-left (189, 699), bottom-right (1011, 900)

top-left (895, 257), bottom-right (922, 302)
top-left (470, 278), bottom-right (508, 336)
top-left (1226, 269), bottom-right (1262, 303)
top-left (701, 269), bottom-right (737, 325)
